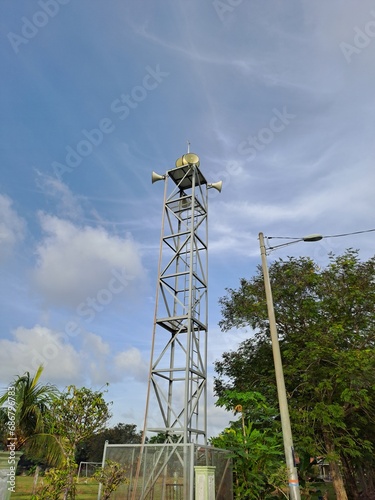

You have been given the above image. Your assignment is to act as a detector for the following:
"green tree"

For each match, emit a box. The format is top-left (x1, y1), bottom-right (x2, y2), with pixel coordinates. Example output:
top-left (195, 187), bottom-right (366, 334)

top-left (94, 460), bottom-right (128, 500)
top-left (216, 250), bottom-right (375, 500)
top-left (148, 432), bottom-right (179, 444)
top-left (0, 365), bottom-right (58, 451)
top-left (211, 390), bottom-right (287, 499)
top-left (35, 385), bottom-right (112, 500)
top-left (0, 366), bottom-right (60, 495)
top-left (78, 423), bottom-right (142, 463)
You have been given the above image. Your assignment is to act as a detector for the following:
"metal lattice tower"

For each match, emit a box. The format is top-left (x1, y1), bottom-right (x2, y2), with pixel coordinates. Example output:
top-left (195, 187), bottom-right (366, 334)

top-left (133, 153), bottom-right (222, 499)
top-left (145, 153), bottom-right (210, 444)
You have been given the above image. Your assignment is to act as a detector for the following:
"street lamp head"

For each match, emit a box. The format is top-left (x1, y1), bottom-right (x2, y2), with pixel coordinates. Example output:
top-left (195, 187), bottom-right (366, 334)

top-left (261, 232), bottom-right (323, 251)
top-left (302, 234), bottom-right (323, 242)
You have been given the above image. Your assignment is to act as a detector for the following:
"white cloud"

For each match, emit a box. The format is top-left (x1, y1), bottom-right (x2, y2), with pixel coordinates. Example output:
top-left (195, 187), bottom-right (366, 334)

top-left (114, 347), bottom-right (149, 382)
top-left (83, 331), bottom-right (110, 356)
top-left (0, 194), bottom-right (25, 262)
top-left (81, 332), bottom-right (113, 385)
top-left (0, 325), bottom-right (83, 386)
top-left (33, 214), bottom-right (146, 307)
top-left (0, 326), bottom-right (150, 389)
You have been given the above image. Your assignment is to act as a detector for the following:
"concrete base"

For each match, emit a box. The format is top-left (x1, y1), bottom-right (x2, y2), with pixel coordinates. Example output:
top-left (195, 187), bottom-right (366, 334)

top-left (194, 466), bottom-right (216, 500)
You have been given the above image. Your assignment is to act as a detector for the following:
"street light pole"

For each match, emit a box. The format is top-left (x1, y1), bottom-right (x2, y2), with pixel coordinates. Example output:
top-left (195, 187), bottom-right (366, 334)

top-left (259, 232), bottom-right (301, 500)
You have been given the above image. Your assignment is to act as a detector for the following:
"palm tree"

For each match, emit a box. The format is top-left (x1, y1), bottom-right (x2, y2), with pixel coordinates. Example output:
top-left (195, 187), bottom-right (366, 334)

top-left (0, 365), bottom-right (59, 451)
top-left (0, 365), bottom-right (62, 493)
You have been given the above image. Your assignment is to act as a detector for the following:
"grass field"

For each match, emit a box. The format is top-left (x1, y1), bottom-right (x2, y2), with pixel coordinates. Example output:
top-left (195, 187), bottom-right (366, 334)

top-left (12, 476), bottom-right (99, 499)
top-left (12, 475), bottom-right (336, 499)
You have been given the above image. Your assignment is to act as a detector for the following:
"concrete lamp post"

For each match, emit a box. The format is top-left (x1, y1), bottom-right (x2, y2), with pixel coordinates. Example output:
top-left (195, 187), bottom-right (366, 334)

top-left (258, 232), bottom-right (322, 500)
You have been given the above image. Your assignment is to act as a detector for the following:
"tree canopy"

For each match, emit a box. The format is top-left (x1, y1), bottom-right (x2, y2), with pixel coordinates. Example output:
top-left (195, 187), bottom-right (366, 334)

top-left (0, 365), bottom-right (58, 452)
top-left (211, 389), bottom-right (286, 500)
top-left (215, 250), bottom-right (375, 500)
top-left (35, 385), bottom-right (112, 499)
top-left (78, 423), bottom-right (142, 463)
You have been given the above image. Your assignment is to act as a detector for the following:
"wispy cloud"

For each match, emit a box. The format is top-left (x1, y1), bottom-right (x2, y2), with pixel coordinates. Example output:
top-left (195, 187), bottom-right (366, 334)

top-left (1, 0), bottom-right (374, 436)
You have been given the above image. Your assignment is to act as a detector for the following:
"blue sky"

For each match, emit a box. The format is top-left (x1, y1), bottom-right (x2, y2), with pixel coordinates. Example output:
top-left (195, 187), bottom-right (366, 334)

top-left (1, 0), bottom-right (375, 439)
